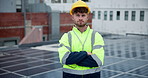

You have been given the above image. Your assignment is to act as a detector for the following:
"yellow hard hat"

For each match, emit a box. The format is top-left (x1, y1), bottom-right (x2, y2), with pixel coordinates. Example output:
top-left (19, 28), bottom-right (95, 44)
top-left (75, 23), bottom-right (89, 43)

top-left (70, 0), bottom-right (90, 15)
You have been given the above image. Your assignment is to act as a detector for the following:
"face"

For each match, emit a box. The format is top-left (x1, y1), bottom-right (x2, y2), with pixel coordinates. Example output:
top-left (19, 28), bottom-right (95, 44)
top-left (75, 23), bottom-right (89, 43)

top-left (72, 12), bottom-right (89, 27)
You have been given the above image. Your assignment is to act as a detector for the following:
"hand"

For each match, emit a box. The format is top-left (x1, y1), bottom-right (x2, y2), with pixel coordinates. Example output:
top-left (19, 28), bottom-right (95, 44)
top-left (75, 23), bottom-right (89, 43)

top-left (87, 52), bottom-right (92, 55)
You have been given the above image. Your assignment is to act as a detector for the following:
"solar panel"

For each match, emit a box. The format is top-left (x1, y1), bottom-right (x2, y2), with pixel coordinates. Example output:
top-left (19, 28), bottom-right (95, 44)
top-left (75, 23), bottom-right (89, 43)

top-left (101, 70), bottom-right (120, 78)
top-left (15, 63), bottom-right (61, 76)
top-left (49, 57), bottom-right (60, 62)
top-left (35, 53), bottom-right (58, 59)
top-left (0, 69), bottom-right (7, 74)
top-left (0, 73), bottom-right (23, 78)
top-left (104, 59), bottom-right (148, 72)
top-left (113, 74), bottom-right (147, 78)
top-left (0, 58), bottom-right (38, 68)
top-left (0, 56), bottom-right (26, 63)
top-left (0, 36), bottom-right (148, 78)
top-left (136, 54), bottom-right (148, 60)
top-left (129, 65), bottom-right (148, 76)
top-left (3, 60), bottom-right (54, 72)
top-left (30, 68), bottom-right (62, 78)
top-left (104, 57), bottom-right (125, 66)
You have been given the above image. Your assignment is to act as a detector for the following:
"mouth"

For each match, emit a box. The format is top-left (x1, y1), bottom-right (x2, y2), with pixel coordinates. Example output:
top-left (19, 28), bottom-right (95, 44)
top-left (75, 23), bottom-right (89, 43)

top-left (78, 21), bottom-right (84, 24)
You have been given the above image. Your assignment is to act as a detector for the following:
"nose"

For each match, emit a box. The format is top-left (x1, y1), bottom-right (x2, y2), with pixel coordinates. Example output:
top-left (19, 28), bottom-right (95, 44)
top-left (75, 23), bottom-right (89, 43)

top-left (78, 16), bottom-right (83, 20)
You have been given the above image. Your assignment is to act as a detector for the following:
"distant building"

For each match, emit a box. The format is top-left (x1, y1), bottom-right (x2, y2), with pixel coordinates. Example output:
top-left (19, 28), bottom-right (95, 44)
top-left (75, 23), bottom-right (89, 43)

top-left (0, 0), bottom-right (52, 46)
top-left (0, 0), bottom-right (147, 46)
top-left (92, 0), bottom-right (148, 35)
top-left (0, 0), bottom-right (92, 46)
top-left (45, 0), bottom-right (148, 35)
top-left (0, 0), bottom-right (45, 13)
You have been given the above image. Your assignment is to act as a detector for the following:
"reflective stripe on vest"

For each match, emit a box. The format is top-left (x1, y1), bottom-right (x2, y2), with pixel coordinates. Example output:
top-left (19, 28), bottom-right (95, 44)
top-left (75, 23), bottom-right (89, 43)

top-left (68, 31), bottom-right (72, 52)
top-left (91, 31), bottom-right (104, 66)
top-left (59, 44), bottom-right (71, 51)
top-left (91, 30), bottom-right (96, 50)
top-left (72, 29), bottom-right (90, 51)
top-left (63, 67), bottom-right (101, 75)
top-left (91, 54), bottom-right (102, 66)
top-left (59, 44), bottom-right (71, 64)
top-left (62, 52), bottom-right (70, 64)
top-left (62, 30), bottom-right (103, 74)
top-left (68, 30), bottom-right (103, 51)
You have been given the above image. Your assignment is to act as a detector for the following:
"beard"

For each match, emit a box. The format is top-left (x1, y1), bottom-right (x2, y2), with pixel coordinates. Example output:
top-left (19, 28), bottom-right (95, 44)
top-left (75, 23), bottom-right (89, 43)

top-left (75, 20), bottom-right (87, 27)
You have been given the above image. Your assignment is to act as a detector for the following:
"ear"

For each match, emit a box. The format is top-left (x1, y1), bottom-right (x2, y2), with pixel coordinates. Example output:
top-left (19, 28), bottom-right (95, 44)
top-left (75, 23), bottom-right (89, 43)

top-left (71, 15), bottom-right (74, 21)
top-left (86, 14), bottom-right (89, 20)
top-left (87, 14), bottom-right (89, 19)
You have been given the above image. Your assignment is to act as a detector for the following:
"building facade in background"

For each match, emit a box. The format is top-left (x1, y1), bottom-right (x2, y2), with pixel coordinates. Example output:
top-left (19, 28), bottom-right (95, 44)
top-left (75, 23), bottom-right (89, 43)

top-left (45, 0), bottom-right (148, 35)
top-left (0, 0), bottom-right (147, 46)
top-left (0, 0), bottom-right (51, 46)
top-left (0, 0), bottom-right (92, 46)
top-left (92, 0), bottom-right (148, 35)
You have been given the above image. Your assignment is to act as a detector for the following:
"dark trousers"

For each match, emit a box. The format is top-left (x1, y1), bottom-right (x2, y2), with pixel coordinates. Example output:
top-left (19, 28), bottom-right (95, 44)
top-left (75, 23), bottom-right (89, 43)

top-left (63, 72), bottom-right (100, 78)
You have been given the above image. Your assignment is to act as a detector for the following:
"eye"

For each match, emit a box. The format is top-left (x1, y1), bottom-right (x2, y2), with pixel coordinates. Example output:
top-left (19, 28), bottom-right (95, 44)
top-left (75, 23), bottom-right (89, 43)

top-left (82, 14), bottom-right (86, 17)
top-left (76, 14), bottom-right (80, 17)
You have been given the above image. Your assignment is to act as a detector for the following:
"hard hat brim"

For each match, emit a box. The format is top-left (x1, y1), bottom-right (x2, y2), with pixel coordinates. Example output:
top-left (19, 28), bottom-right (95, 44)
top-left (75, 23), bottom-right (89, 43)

top-left (70, 6), bottom-right (90, 15)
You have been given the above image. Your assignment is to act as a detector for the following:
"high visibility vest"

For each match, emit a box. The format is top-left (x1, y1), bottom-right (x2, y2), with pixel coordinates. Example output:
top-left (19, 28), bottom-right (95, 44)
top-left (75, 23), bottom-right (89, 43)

top-left (58, 26), bottom-right (105, 75)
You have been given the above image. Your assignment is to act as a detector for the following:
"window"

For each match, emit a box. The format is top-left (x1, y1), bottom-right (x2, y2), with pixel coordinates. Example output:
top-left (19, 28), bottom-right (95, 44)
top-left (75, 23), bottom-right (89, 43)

top-left (124, 11), bottom-right (128, 21)
top-left (63, 0), bottom-right (74, 3)
top-left (0, 38), bottom-right (19, 47)
top-left (104, 11), bottom-right (107, 20)
top-left (131, 11), bottom-right (136, 21)
top-left (42, 36), bottom-right (47, 41)
top-left (63, 0), bottom-right (67, 3)
top-left (110, 11), bottom-right (113, 21)
top-left (116, 11), bottom-right (120, 20)
top-left (82, 0), bottom-right (89, 2)
top-left (40, 0), bottom-right (44, 3)
top-left (51, 0), bottom-right (61, 3)
top-left (98, 11), bottom-right (101, 20)
top-left (16, 0), bottom-right (22, 12)
top-left (4, 40), bottom-right (17, 46)
top-left (92, 11), bottom-right (95, 19)
top-left (140, 11), bottom-right (144, 21)
top-left (0, 42), bottom-right (3, 46)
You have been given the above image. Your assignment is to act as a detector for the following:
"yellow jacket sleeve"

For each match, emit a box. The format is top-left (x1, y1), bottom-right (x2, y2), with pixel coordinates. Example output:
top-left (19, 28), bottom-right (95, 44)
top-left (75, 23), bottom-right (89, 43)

top-left (58, 33), bottom-right (71, 64)
top-left (91, 32), bottom-right (105, 66)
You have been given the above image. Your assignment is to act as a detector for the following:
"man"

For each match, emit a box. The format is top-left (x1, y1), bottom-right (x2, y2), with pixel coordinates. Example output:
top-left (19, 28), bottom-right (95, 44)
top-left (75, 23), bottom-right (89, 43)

top-left (58, 0), bottom-right (105, 78)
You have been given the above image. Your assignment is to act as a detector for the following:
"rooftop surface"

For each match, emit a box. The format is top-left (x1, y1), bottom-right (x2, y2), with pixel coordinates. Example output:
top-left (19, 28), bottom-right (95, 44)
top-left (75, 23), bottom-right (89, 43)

top-left (0, 35), bottom-right (148, 78)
